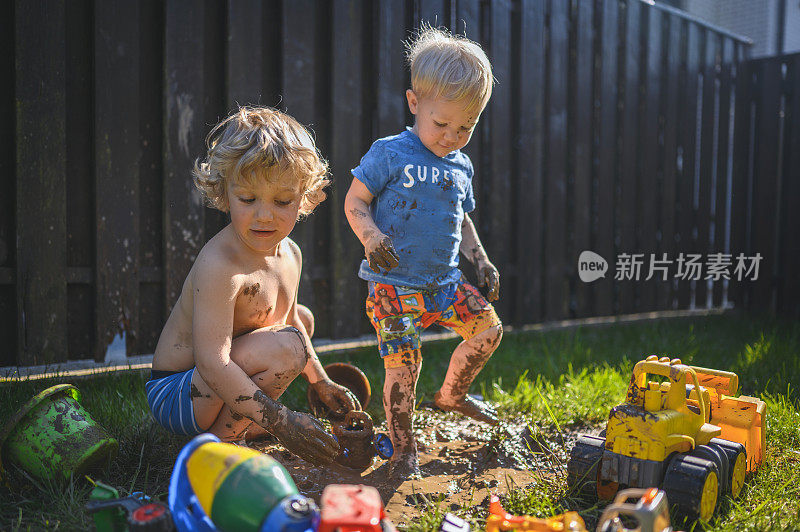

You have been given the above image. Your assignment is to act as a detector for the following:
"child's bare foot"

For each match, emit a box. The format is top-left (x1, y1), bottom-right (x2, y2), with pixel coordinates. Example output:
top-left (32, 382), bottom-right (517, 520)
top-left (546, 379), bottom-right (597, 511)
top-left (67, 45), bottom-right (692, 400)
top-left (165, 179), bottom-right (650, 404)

top-left (388, 453), bottom-right (422, 480)
top-left (433, 391), bottom-right (499, 425)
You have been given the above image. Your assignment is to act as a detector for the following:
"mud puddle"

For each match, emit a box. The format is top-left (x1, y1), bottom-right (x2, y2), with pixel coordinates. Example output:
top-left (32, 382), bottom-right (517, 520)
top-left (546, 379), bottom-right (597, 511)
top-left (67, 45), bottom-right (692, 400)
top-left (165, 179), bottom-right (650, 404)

top-left (248, 410), bottom-right (586, 527)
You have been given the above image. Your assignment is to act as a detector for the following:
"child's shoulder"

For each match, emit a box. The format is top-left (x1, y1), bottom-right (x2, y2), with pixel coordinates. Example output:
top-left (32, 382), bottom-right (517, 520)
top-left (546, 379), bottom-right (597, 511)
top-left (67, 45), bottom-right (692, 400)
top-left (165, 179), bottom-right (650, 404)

top-left (282, 237), bottom-right (302, 263)
top-left (368, 129), bottom-right (416, 153)
top-left (190, 228), bottom-right (242, 282)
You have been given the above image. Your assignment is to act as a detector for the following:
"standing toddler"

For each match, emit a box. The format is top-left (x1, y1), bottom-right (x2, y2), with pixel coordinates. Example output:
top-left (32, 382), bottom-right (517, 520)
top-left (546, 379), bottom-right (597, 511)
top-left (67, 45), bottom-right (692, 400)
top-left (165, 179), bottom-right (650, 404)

top-left (344, 27), bottom-right (503, 478)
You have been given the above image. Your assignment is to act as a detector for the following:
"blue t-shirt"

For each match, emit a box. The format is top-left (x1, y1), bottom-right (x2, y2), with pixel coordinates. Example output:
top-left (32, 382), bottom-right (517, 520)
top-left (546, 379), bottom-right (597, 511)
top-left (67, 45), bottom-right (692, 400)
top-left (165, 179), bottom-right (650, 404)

top-left (351, 128), bottom-right (475, 289)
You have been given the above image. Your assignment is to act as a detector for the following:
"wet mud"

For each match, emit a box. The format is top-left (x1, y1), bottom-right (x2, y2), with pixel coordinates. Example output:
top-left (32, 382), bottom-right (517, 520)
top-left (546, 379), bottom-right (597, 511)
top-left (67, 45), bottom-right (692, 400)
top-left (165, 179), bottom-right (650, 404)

top-left (248, 409), bottom-right (585, 526)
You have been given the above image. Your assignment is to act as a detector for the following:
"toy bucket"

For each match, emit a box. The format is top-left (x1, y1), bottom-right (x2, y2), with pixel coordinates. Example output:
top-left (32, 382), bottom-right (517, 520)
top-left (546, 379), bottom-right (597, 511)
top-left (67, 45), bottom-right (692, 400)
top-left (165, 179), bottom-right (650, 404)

top-left (0, 384), bottom-right (118, 482)
top-left (307, 363), bottom-right (371, 421)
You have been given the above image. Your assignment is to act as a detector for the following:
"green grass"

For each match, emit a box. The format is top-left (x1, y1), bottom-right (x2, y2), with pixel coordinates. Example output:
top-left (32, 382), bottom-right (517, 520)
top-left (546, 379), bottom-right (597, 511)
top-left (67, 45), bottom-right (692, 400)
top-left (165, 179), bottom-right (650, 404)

top-left (1, 313), bottom-right (799, 530)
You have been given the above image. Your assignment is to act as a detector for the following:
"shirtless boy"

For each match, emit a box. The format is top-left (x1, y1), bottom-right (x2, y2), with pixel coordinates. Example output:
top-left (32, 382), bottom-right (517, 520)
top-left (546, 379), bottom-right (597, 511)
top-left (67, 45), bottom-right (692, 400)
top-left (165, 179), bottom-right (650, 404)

top-left (148, 107), bottom-right (358, 466)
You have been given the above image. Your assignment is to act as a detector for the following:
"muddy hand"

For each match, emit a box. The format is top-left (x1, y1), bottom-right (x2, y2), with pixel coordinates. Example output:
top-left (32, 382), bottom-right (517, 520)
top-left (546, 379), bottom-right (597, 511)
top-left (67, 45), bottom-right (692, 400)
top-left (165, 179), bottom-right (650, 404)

top-left (478, 261), bottom-right (500, 301)
top-left (365, 233), bottom-right (400, 273)
top-left (312, 378), bottom-right (361, 417)
top-left (272, 407), bottom-right (339, 465)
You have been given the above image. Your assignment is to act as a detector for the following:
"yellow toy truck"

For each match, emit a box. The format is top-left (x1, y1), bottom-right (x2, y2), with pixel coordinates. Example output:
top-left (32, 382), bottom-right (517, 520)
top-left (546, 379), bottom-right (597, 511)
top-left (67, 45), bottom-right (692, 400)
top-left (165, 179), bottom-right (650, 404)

top-left (568, 355), bottom-right (766, 522)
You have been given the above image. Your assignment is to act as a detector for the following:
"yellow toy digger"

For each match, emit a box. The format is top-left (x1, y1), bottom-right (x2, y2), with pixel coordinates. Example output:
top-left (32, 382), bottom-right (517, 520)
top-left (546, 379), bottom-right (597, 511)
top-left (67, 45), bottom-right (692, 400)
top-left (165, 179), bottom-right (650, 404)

top-left (567, 355), bottom-right (766, 522)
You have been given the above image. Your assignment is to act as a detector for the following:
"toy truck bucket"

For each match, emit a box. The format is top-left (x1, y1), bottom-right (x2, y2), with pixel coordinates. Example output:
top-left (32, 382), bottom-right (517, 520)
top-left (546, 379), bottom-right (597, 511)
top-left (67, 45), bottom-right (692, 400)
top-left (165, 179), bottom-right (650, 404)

top-left (692, 366), bottom-right (766, 472)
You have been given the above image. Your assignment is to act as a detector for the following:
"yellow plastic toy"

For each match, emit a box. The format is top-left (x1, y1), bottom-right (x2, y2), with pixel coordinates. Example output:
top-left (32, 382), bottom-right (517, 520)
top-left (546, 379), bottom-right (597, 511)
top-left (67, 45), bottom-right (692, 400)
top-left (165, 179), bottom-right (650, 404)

top-left (568, 356), bottom-right (766, 522)
top-left (485, 495), bottom-right (587, 532)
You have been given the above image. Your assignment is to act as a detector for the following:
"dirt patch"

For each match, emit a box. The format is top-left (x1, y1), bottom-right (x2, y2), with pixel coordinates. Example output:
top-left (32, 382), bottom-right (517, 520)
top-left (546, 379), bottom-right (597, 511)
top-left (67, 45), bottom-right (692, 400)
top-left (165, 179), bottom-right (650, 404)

top-left (248, 409), bottom-right (584, 527)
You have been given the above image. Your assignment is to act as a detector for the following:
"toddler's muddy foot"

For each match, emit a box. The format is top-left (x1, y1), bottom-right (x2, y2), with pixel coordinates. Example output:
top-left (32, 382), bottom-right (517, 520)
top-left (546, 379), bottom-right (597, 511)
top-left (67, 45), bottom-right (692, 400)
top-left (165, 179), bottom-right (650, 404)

top-left (388, 453), bottom-right (422, 480)
top-left (433, 391), bottom-right (499, 425)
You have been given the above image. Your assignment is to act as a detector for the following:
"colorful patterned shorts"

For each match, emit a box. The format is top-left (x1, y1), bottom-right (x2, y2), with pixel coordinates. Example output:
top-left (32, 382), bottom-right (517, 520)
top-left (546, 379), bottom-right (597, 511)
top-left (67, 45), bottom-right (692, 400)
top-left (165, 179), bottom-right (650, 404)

top-left (366, 276), bottom-right (501, 368)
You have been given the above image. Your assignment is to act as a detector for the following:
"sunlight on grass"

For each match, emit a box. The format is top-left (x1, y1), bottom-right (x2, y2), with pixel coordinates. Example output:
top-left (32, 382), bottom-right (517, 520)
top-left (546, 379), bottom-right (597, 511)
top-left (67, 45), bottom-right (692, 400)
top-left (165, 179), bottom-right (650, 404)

top-left (492, 364), bottom-right (628, 426)
top-left (2, 314), bottom-right (799, 530)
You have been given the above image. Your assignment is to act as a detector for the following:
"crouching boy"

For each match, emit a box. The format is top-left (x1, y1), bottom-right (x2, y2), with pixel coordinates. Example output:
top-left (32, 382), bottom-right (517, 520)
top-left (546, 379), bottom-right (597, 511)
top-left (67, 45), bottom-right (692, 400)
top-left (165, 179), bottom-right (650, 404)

top-left (148, 107), bottom-right (359, 465)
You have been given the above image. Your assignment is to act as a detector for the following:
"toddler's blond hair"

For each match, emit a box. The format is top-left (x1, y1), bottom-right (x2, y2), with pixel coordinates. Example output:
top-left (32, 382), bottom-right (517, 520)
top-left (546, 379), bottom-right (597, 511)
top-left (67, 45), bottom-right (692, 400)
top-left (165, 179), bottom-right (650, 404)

top-left (193, 106), bottom-right (330, 217)
top-left (405, 25), bottom-right (494, 114)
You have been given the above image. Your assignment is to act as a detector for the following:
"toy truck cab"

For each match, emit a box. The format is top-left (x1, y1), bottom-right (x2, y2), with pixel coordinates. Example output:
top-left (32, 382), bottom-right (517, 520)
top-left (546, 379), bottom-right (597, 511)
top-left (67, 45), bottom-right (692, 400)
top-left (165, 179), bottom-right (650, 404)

top-left (568, 356), bottom-right (766, 523)
top-left (606, 357), bottom-right (720, 466)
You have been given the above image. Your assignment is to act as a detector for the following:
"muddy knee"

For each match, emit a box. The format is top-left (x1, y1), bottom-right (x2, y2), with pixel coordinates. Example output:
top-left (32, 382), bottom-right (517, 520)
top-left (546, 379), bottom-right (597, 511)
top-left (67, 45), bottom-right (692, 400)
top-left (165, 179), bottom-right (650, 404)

top-left (297, 304), bottom-right (315, 338)
top-left (277, 326), bottom-right (310, 375)
top-left (470, 323), bottom-right (503, 357)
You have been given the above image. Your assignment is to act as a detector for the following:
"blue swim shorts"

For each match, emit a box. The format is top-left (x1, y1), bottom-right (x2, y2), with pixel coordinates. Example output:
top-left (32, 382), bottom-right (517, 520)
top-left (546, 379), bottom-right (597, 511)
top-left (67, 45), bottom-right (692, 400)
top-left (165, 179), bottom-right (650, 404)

top-left (145, 368), bottom-right (202, 436)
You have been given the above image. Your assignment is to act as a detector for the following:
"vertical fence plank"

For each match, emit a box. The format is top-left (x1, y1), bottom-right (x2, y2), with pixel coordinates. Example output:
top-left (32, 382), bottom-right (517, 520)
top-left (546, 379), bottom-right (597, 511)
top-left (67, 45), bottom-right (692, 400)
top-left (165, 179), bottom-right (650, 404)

top-left (377, 0), bottom-right (407, 138)
top-left (571, 0), bottom-right (594, 317)
top-left (695, 29), bottom-right (717, 308)
top-left (779, 54), bottom-right (800, 315)
top-left (617, 0), bottom-right (640, 314)
top-left (487, 0), bottom-right (512, 319)
top-left (15, 0), bottom-right (68, 365)
top-left (139, 0), bottom-right (165, 355)
top-left (330, 0), bottom-right (365, 338)
top-left (728, 46), bottom-right (752, 309)
top-left (712, 37), bottom-right (734, 307)
top-left (227, 1), bottom-right (282, 111)
top-left (639, 6), bottom-right (662, 311)
top-left (65, 0), bottom-right (95, 359)
top-left (751, 58), bottom-right (782, 311)
top-left (659, 14), bottom-right (681, 311)
top-left (594, 0), bottom-right (618, 316)
top-left (544, 0), bottom-right (569, 320)
top-left (163, 0), bottom-right (209, 315)
top-left (227, 1), bottom-right (266, 109)
top-left (676, 22), bottom-right (700, 309)
top-left (0, 1), bottom-right (16, 365)
top-left (95, 1), bottom-right (141, 360)
top-left (515, 0), bottom-right (545, 323)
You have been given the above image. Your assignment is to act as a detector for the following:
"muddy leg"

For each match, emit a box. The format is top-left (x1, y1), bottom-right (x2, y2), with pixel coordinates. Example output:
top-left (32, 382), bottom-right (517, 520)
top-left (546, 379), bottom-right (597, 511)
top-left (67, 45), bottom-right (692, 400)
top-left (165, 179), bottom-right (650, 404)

top-left (384, 361), bottom-right (422, 478)
top-left (434, 324), bottom-right (502, 425)
top-left (192, 325), bottom-right (309, 442)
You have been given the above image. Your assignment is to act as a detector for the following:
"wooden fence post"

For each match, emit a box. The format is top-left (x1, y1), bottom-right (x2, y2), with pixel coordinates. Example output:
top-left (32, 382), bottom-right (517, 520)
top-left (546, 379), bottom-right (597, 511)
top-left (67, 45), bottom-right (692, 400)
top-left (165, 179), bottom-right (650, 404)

top-left (544, 0), bottom-right (569, 320)
top-left (15, 0), bottom-right (69, 365)
top-left (331, 0), bottom-right (367, 338)
top-left (516, 0), bottom-right (546, 323)
top-left (94, 1), bottom-right (141, 360)
top-left (594, 0), bottom-right (619, 316)
top-left (163, 0), bottom-right (211, 317)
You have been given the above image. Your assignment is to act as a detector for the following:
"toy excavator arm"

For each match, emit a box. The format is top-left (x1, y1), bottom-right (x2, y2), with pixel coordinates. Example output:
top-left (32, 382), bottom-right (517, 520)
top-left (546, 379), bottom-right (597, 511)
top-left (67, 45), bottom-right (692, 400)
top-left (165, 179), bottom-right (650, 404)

top-left (629, 357), bottom-right (709, 422)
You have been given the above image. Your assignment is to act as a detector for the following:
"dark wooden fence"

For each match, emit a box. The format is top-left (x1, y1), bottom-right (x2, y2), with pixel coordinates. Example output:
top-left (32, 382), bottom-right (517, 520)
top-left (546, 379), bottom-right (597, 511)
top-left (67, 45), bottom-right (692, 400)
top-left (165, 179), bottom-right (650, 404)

top-left (731, 51), bottom-right (800, 316)
top-left (4, 0), bottom-right (793, 367)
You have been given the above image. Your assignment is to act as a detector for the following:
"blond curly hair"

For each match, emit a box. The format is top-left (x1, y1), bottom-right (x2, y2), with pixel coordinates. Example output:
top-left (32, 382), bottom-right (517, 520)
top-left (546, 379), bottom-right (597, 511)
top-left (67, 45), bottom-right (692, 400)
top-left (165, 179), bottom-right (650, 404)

top-left (192, 106), bottom-right (330, 217)
top-left (405, 25), bottom-right (494, 114)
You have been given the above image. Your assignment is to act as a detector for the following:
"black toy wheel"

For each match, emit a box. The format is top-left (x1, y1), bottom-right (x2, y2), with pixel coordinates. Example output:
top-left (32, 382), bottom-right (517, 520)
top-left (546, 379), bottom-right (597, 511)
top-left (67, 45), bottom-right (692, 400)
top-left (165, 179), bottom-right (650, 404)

top-left (691, 443), bottom-right (729, 496)
top-left (709, 438), bottom-right (747, 499)
top-left (567, 434), bottom-right (606, 498)
top-left (662, 454), bottom-right (719, 523)
top-left (128, 502), bottom-right (173, 531)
